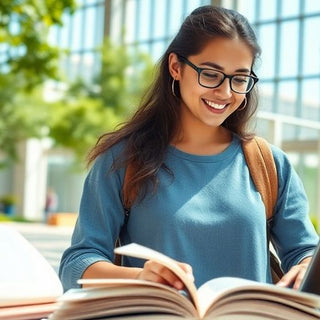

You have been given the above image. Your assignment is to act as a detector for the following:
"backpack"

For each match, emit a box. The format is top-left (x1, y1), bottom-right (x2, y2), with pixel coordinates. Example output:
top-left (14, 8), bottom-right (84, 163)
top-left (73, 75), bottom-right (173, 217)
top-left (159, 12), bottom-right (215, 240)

top-left (242, 136), bottom-right (283, 283)
top-left (116, 136), bottom-right (284, 283)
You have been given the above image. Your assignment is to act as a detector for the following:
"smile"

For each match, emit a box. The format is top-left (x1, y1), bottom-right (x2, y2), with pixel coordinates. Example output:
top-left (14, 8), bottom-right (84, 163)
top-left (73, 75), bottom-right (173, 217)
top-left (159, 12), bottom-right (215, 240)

top-left (203, 99), bottom-right (227, 110)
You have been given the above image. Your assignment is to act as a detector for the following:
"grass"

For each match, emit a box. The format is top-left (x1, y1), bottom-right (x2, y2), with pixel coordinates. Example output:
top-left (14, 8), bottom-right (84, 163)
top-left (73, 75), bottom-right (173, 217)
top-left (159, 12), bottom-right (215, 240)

top-left (0, 213), bottom-right (37, 223)
top-left (310, 215), bottom-right (319, 233)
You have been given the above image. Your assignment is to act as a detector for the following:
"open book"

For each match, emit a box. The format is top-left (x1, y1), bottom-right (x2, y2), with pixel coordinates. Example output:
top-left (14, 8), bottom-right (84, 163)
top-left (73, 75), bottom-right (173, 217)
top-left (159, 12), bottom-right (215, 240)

top-left (0, 225), bottom-right (63, 320)
top-left (49, 243), bottom-right (320, 320)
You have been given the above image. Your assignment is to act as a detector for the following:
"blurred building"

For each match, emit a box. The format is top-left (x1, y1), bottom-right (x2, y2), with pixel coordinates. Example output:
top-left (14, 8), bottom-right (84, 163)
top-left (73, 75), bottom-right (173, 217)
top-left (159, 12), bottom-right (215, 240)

top-left (1, 0), bottom-right (320, 228)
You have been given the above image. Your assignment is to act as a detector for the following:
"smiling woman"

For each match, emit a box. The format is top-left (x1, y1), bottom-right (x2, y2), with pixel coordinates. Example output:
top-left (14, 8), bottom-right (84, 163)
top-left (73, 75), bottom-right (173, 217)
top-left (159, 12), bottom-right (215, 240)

top-left (168, 36), bottom-right (258, 142)
top-left (59, 5), bottom-right (319, 294)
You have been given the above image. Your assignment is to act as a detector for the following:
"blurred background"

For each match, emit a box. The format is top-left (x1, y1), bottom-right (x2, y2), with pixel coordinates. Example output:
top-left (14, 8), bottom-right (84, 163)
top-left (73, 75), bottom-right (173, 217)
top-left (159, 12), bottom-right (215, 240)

top-left (0, 0), bottom-right (319, 232)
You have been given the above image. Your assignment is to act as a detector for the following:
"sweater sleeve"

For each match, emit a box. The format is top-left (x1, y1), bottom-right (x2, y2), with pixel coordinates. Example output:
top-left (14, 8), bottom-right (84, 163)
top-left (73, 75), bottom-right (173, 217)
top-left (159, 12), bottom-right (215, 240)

top-left (59, 146), bottom-right (126, 291)
top-left (270, 145), bottom-right (319, 272)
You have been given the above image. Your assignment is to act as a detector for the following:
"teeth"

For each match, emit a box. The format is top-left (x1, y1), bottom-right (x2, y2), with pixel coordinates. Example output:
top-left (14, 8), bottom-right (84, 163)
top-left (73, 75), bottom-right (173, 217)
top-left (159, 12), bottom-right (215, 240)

top-left (204, 99), bottom-right (226, 110)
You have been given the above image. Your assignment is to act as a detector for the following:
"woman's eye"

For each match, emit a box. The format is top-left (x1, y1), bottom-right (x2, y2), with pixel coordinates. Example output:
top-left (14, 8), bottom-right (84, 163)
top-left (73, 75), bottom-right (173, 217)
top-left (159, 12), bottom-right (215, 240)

top-left (233, 76), bottom-right (249, 84)
top-left (202, 71), bottom-right (219, 79)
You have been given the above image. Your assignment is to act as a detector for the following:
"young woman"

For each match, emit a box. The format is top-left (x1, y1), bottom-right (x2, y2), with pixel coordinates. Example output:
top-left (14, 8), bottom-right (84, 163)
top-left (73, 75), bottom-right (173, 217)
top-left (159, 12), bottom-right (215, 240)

top-left (59, 5), bottom-right (319, 292)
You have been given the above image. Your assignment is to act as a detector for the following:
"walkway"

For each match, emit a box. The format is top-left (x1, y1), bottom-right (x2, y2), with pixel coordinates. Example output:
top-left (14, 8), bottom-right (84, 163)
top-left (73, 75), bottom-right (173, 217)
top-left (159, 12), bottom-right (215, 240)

top-left (4, 222), bottom-right (73, 274)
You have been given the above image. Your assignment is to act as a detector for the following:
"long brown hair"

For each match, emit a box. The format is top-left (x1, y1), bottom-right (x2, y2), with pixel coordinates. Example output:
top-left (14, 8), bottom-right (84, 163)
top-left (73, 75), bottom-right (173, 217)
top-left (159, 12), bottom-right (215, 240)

top-left (87, 5), bottom-right (261, 199)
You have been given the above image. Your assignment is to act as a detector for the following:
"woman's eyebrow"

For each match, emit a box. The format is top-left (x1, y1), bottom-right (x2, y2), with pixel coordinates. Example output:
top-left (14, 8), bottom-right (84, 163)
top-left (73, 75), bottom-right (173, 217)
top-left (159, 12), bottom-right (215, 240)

top-left (200, 61), bottom-right (251, 73)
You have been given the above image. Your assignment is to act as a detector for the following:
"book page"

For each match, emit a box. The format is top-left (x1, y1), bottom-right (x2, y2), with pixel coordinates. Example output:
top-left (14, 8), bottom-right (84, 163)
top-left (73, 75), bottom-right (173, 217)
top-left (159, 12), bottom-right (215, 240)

top-left (0, 302), bottom-right (58, 320)
top-left (114, 244), bottom-right (320, 319)
top-left (114, 243), bottom-right (200, 310)
top-left (78, 277), bottom-right (196, 314)
top-left (52, 281), bottom-right (198, 319)
top-left (196, 277), bottom-right (320, 318)
top-left (0, 225), bottom-right (63, 307)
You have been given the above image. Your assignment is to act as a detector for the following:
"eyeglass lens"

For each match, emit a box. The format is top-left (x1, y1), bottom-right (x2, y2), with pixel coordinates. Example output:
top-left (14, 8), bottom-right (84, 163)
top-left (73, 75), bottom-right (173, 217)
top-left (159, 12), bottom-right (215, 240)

top-left (200, 70), bottom-right (254, 93)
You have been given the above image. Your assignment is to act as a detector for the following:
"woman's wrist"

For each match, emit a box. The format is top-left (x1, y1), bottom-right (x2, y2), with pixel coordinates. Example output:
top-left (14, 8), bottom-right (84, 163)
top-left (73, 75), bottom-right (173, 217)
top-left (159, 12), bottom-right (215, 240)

top-left (82, 261), bottom-right (143, 280)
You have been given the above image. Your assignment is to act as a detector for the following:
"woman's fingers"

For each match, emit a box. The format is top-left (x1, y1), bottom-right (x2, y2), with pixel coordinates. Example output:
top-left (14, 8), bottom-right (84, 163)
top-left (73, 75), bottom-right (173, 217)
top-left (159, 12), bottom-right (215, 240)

top-left (177, 262), bottom-right (194, 282)
top-left (276, 257), bottom-right (311, 289)
top-left (137, 260), bottom-right (194, 290)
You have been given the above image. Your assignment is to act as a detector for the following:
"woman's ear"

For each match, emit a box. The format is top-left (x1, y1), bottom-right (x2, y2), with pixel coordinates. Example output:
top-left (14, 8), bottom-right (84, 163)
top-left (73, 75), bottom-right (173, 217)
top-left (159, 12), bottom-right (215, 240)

top-left (168, 53), bottom-right (182, 80)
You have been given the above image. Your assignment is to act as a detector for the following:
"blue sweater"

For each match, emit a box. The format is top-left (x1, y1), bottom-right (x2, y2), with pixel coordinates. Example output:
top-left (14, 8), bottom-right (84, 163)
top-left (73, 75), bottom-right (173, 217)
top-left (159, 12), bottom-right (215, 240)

top-left (59, 135), bottom-right (319, 291)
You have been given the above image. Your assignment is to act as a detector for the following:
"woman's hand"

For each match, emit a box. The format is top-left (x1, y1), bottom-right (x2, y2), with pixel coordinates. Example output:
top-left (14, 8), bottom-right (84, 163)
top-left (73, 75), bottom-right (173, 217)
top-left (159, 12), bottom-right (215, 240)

top-left (136, 260), bottom-right (194, 290)
top-left (276, 257), bottom-right (312, 289)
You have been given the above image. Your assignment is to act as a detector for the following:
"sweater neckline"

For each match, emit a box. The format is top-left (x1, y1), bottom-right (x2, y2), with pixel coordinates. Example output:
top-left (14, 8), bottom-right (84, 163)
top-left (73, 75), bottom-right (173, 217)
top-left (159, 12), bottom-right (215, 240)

top-left (167, 134), bottom-right (240, 163)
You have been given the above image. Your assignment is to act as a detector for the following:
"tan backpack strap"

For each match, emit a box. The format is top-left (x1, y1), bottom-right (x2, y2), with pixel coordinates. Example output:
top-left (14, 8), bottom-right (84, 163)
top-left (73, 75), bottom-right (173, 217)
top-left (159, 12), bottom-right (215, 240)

top-left (242, 137), bottom-right (283, 283)
top-left (242, 136), bottom-right (278, 220)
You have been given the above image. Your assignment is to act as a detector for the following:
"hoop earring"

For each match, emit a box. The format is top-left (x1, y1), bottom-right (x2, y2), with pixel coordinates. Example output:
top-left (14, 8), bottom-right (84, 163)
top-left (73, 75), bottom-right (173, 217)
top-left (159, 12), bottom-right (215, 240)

top-left (171, 78), bottom-right (177, 97)
top-left (238, 97), bottom-right (247, 111)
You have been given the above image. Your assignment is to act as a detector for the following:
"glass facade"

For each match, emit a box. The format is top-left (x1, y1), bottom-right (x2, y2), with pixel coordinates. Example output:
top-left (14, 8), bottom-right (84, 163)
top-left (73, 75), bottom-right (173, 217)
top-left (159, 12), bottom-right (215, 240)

top-left (49, 0), bottom-right (320, 121)
top-left (49, 0), bottom-right (105, 83)
top-left (49, 0), bottom-right (214, 82)
top-left (229, 1), bottom-right (320, 125)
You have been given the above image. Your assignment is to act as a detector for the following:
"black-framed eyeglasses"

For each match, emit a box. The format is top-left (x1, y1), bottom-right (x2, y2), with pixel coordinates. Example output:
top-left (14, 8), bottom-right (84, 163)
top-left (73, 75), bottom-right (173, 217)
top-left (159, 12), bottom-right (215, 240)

top-left (177, 55), bottom-right (259, 94)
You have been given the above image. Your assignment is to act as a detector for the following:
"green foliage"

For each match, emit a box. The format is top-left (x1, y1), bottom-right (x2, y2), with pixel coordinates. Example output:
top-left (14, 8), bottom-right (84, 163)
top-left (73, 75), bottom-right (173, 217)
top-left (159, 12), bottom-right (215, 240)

top-left (96, 39), bottom-right (155, 115)
top-left (0, 77), bottom-right (50, 160)
top-left (310, 215), bottom-right (319, 234)
top-left (48, 39), bottom-right (155, 163)
top-left (48, 96), bottom-right (121, 161)
top-left (0, 194), bottom-right (17, 205)
top-left (295, 165), bottom-right (318, 221)
top-left (0, 0), bottom-right (154, 166)
top-left (0, 213), bottom-right (35, 222)
top-left (0, 0), bottom-right (76, 163)
top-left (0, 0), bottom-right (76, 90)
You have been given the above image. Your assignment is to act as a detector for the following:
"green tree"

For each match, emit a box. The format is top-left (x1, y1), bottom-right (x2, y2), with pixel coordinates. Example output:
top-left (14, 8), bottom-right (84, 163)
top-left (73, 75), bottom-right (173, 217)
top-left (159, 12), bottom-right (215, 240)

top-left (0, 1), bottom-right (154, 166)
top-left (0, 0), bottom-right (76, 162)
top-left (48, 96), bottom-right (120, 163)
top-left (0, 0), bottom-right (76, 89)
top-left (97, 39), bottom-right (155, 115)
top-left (48, 39), bottom-right (155, 163)
top-left (0, 80), bottom-right (50, 163)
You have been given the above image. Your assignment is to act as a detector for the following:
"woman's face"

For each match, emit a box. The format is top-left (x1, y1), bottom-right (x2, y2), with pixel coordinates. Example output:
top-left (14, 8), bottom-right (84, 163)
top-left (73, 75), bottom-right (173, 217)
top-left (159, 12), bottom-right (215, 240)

top-left (169, 37), bottom-right (254, 130)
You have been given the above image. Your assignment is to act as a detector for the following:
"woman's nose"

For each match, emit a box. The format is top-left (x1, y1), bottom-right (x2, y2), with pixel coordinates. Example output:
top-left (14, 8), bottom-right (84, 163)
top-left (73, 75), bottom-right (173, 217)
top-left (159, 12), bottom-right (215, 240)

top-left (214, 78), bottom-right (232, 97)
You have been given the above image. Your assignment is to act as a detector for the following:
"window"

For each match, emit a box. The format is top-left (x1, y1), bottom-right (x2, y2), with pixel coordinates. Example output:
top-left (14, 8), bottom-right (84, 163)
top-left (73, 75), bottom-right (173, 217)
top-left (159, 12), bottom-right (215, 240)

top-left (112, 0), bottom-right (211, 61)
top-left (48, 0), bottom-right (105, 83)
top-left (233, 0), bottom-right (320, 121)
